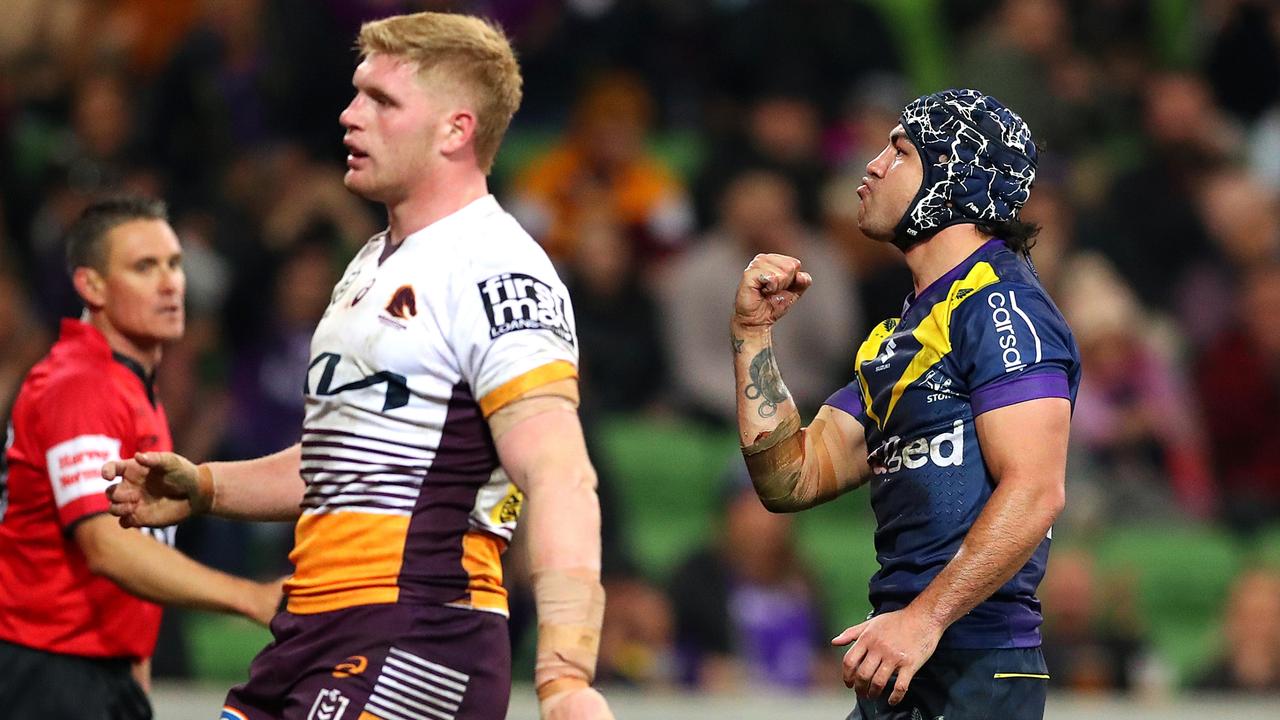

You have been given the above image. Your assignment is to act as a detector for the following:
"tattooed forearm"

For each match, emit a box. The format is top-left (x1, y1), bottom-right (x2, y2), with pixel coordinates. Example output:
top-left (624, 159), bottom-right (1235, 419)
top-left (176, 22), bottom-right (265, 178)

top-left (731, 333), bottom-right (745, 355)
top-left (743, 347), bottom-right (790, 418)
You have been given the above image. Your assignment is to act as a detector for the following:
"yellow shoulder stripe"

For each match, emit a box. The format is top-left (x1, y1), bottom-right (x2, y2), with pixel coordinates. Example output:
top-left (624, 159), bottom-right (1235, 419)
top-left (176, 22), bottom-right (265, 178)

top-left (881, 262), bottom-right (1001, 426)
top-left (854, 318), bottom-right (899, 428)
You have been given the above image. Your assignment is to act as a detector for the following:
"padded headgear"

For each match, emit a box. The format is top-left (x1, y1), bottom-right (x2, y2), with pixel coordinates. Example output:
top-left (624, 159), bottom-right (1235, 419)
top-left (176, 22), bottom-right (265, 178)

top-left (893, 89), bottom-right (1037, 249)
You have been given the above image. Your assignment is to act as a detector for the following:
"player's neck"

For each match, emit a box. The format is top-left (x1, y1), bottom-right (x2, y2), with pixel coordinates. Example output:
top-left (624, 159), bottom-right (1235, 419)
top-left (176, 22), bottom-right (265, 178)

top-left (384, 166), bottom-right (489, 246)
top-left (87, 311), bottom-right (162, 375)
top-left (903, 225), bottom-right (993, 296)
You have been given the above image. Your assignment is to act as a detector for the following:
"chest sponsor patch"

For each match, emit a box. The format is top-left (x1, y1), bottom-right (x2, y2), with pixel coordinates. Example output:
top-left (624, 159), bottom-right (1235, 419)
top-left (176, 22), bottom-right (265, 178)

top-left (477, 272), bottom-right (574, 345)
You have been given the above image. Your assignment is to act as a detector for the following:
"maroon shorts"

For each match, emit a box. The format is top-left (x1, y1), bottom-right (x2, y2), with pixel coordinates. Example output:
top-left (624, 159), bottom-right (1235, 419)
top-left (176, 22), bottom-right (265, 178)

top-left (220, 603), bottom-right (511, 720)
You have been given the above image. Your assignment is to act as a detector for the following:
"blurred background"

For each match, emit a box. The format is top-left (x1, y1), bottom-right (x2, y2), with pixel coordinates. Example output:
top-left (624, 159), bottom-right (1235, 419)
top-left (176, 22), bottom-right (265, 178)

top-left (3, 0), bottom-right (1280, 713)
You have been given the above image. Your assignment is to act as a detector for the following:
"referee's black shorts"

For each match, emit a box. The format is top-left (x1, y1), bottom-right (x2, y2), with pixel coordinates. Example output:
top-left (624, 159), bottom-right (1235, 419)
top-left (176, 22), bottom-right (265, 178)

top-left (849, 646), bottom-right (1048, 720)
top-left (0, 638), bottom-right (152, 720)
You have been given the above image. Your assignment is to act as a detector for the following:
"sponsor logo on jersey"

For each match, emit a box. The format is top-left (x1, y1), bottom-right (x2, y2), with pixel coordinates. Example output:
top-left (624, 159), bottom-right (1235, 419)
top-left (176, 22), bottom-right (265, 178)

top-left (987, 291), bottom-right (1026, 373)
top-left (477, 273), bottom-right (574, 345)
top-left (869, 420), bottom-right (965, 475)
top-left (46, 434), bottom-right (120, 509)
top-left (491, 483), bottom-right (524, 525)
top-left (307, 688), bottom-right (349, 720)
top-left (332, 655), bottom-right (368, 678)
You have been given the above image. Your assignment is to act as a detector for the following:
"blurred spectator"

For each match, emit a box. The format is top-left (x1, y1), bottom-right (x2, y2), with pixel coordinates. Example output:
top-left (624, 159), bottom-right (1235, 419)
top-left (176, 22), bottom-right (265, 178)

top-left (955, 0), bottom-right (1100, 153)
top-left (1092, 72), bottom-right (1235, 315)
top-left (1017, 183), bottom-right (1077, 300)
top-left (1060, 253), bottom-right (1216, 520)
top-left (564, 206), bottom-right (669, 418)
top-left (661, 170), bottom-right (859, 427)
top-left (668, 472), bottom-right (828, 692)
top-left (695, 88), bottom-right (828, 228)
top-left (1192, 568), bottom-right (1280, 692)
top-left (819, 173), bottom-right (910, 328)
top-left (1039, 549), bottom-right (1159, 693)
top-left (257, 144), bottom-right (380, 254)
top-left (147, 0), bottom-right (283, 207)
top-left (0, 273), bottom-right (51, 410)
top-left (220, 239), bottom-right (335, 463)
top-left (711, 0), bottom-right (900, 120)
top-left (1183, 169), bottom-right (1280, 347)
top-left (510, 72), bottom-right (693, 268)
top-left (597, 575), bottom-right (675, 689)
top-left (1205, 0), bottom-right (1280, 125)
top-left (821, 72), bottom-right (911, 176)
top-left (1196, 262), bottom-right (1280, 533)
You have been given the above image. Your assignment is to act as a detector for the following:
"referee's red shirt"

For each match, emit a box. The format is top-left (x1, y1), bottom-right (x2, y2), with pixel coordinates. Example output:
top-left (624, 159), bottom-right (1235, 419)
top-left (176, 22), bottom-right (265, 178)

top-left (0, 319), bottom-right (174, 660)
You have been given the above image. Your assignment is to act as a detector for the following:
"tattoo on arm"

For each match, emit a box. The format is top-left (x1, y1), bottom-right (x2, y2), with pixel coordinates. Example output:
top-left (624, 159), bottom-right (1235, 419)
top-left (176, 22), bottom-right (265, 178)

top-left (743, 348), bottom-right (789, 418)
top-left (731, 334), bottom-right (745, 355)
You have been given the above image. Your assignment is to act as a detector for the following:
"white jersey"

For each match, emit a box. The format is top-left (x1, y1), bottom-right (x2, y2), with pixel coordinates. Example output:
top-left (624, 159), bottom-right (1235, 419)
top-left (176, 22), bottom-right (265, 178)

top-left (284, 195), bottom-right (578, 616)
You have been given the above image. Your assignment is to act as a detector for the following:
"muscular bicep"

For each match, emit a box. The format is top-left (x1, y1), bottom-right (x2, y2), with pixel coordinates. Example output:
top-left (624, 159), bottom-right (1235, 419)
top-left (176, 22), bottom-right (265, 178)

top-left (490, 384), bottom-right (600, 572)
top-left (973, 397), bottom-right (1071, 488)
top-left (489, 382), bottom-right (591, 494)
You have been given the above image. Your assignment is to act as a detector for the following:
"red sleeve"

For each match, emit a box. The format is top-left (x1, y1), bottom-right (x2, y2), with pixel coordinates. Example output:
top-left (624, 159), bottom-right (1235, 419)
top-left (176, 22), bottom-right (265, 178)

top-left (36, 371), bottom-right (134, 528)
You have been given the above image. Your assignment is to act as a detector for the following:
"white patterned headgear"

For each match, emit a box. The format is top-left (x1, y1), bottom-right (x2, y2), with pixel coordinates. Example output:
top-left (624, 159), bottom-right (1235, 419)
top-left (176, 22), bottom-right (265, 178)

top-left (893, 89), bottom-right (1038, 248)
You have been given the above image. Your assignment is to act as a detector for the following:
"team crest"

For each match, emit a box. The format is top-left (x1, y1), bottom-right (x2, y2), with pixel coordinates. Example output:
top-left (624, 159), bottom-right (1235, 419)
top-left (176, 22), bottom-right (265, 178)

top-left (385, 285), bottom-right (417, 320)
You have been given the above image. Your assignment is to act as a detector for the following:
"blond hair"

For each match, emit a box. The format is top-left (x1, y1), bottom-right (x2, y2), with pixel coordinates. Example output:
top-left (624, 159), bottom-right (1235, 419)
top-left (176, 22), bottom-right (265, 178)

top-left (358, 12), bottom-right (522, 173)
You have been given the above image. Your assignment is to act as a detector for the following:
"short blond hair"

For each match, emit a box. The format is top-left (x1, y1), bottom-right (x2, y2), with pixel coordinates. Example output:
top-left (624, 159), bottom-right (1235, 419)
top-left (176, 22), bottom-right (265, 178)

top-left (358, 12), bottom-right (522, 173)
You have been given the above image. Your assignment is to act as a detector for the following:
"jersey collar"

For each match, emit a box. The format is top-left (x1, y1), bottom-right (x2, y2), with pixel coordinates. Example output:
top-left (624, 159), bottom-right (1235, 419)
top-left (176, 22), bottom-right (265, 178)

top-left (900, 237), bottom-right (1005, 317)
top-left (59, 318), bottom-right (158, 407)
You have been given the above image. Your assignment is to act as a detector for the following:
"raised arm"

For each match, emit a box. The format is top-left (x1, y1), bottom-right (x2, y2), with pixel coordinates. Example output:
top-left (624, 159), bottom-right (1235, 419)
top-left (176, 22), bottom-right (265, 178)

top-left (732, 253), bottom-right (872, 512)
top-left (105, 444), bottom-right (305, 526)
top-left (490, 380), bottom-right (614, 720)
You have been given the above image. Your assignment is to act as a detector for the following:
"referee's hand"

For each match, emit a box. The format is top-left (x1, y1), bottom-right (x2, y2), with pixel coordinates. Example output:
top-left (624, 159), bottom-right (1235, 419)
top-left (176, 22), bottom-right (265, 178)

top-left (103, 451), bottom-right (205, 528)
top-left (832, 605), bottom-right (943, 706)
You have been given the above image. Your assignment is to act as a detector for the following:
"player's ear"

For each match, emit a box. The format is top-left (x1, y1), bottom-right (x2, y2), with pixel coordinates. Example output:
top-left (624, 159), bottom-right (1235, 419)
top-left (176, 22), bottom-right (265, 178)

top-left (72, 266), bottom-right (107, 310)
top-left (440, 108), bottom-right (477, 156)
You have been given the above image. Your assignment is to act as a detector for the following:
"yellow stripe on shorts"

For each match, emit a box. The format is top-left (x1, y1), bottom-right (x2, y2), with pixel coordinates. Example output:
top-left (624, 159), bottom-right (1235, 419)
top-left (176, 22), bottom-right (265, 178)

top-left (993, 672), bottom-right (1050, 680)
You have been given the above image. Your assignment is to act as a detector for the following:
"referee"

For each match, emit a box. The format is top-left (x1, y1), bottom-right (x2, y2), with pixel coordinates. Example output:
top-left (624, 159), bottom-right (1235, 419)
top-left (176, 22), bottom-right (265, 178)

top-left (0, 197), bottom-right (282, 719)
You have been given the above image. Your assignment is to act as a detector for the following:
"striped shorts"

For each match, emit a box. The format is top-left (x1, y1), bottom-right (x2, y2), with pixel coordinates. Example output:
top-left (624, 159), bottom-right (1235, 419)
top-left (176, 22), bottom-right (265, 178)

top-left (222, 602), bottom-right (510, 720)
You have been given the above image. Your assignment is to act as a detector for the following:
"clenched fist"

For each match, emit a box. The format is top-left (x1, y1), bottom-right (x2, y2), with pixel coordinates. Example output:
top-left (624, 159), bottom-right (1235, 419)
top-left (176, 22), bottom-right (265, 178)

top-left (733, 253), bottom-right (813, 331)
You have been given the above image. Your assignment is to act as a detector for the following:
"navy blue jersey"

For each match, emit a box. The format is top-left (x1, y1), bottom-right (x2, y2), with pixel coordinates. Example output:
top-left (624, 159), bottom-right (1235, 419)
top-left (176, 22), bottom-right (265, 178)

top-left (825, 239), bottom-right (1080, 649)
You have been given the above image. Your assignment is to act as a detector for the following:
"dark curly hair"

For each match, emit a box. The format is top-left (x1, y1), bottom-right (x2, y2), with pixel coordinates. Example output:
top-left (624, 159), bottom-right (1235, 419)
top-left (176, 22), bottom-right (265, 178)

top-left (977, 217), bottom-right (1041, 256)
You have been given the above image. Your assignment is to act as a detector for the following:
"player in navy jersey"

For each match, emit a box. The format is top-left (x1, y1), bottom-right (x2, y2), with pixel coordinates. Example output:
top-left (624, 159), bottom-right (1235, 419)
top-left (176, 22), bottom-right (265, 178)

top-left (730, 89), bottom-right (1079, 719)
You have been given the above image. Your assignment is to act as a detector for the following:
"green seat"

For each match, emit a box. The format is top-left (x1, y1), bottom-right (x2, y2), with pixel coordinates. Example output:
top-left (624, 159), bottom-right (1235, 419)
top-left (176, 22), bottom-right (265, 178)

top-left (187, 612), bottom-right (273, 682)
top-left (593, 415), bottom-right (739, 578)
top-left (1092, 524), bottom-right (1243, 683)
top-left (793, 496), bottom-right (879, 635)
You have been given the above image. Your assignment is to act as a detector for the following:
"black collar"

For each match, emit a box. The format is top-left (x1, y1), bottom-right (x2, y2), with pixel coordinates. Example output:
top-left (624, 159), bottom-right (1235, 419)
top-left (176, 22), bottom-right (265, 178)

top-left (111, 352), bottom-right (157, 408)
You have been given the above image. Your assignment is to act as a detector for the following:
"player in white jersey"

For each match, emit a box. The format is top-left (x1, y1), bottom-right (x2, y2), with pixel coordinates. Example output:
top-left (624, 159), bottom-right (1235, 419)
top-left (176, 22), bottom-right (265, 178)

top-left (102, 12), bottom-right (615, 720)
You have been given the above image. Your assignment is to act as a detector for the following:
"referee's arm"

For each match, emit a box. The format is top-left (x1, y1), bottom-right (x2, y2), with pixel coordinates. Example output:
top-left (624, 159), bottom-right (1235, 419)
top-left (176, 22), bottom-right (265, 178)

top-left (73, 513), bottom-right (283, 624)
